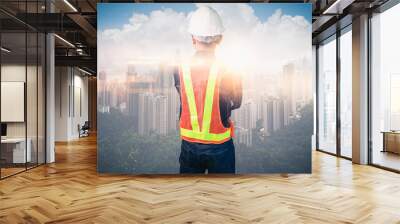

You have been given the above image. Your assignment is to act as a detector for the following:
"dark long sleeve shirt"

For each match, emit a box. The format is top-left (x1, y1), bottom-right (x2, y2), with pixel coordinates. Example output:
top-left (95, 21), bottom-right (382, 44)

top-left (173, 62), bottom-right (242, 128)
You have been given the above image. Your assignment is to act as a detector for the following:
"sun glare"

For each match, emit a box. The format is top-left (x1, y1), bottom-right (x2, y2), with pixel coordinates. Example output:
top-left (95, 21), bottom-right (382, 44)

top-left (216, 40), bottom-right (256, 76)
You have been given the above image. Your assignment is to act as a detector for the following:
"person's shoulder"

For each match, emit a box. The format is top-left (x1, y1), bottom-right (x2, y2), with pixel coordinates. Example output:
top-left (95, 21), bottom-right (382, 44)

top-left (216, 61), bottom-right (229, 72)
top-left (217, 62), bottom-right (241, 79)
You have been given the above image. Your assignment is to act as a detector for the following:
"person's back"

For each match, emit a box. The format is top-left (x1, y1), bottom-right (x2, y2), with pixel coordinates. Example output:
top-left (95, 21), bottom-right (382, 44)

top-left (175, 6), bottom-right (242, 174)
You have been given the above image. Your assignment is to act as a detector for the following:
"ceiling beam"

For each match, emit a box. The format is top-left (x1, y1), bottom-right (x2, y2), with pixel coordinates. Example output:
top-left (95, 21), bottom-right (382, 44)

top-left (323, 0), bottom-right (356, 14)
top-left (55, 55), bottom-right (96, 71)
top-left (67, 13), bottom-right (97, 40)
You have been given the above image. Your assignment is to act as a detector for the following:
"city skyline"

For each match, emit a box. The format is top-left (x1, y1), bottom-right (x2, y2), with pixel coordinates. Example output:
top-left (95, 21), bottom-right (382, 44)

top-left (98, 58), bottom-right (312, 146)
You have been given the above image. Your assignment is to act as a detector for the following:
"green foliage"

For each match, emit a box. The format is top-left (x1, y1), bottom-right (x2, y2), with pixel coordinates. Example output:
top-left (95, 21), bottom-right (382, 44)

top-left (98, 109), bottom-right (180, 173)
top-left (98, 103), bottom-right (313, 174)
top-left (236, 103), bottom-right (313, 173)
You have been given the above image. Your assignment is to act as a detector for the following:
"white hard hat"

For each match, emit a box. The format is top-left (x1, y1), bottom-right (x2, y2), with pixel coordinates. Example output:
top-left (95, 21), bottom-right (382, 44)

top-left (188, 6), bottom-right (225, 37)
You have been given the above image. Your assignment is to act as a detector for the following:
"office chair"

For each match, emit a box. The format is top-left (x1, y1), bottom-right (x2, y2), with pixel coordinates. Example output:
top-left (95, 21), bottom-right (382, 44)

top-left (79, 121), bottom-right (90, 138)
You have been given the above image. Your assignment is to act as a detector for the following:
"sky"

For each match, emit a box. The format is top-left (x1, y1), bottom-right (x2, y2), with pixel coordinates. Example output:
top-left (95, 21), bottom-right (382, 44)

top-left (98, 3), bottom-right (312, 78)
top-left (98, 3), bottom-right (311, 31)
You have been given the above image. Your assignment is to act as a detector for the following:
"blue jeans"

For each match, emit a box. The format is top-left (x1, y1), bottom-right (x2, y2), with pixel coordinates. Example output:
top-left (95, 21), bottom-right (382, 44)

top-left (179, 139), bottom-right (235, 174)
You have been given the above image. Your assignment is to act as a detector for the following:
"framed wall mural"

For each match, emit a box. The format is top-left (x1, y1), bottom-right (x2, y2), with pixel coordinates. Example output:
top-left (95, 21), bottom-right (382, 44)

top-left (98, 3), bottom-right (313, 174)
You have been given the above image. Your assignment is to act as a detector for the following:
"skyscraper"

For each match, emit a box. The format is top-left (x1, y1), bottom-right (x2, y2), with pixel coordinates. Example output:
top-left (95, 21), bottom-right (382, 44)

top-left (233, 101), bottom-right (255, 146)
top-left (282, 63), bottom-right (296, 125)
top-left (156, 95), bottom-right (168, 135)
top-left (272, 99), bottom-right (284, 132)
top-left (167, 88), bottom-right (179, 133)
top-left (98, 71), bottom-right (110, 113)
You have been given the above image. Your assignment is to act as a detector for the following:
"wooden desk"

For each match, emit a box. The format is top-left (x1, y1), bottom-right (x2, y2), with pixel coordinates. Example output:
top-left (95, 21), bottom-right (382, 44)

top-left (1, 138), bottom-right (31, 163)
top-left (382, 131), bottom-right (400, 154)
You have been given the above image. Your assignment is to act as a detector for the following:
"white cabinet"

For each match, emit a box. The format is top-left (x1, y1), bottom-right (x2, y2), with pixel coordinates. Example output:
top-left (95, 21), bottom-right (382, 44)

top-left (1, 138), bottom-right (32, 163)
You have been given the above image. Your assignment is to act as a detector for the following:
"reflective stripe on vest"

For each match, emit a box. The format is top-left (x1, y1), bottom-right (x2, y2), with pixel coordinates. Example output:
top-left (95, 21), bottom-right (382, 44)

top-left (180, 63), bottom-right (231, 142)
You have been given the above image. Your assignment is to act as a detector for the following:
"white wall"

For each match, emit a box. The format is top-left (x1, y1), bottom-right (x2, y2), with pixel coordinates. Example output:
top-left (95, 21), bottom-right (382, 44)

top-left (71, 72), bottom-right (89, 138)
top-left (55, 67), bottom-right (89, 141)
top-left (1, 63), bottom-right (46, 164)
top-left (1, 65), bottom-right (26, 140)
top-left (55, 66), bottom-right (69, 141)
top-left (1, 65), bottom-right (37, 138)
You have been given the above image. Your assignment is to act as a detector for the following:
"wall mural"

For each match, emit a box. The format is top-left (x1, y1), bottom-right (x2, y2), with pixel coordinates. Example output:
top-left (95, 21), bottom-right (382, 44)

top-left (98, 3), bottom-right (313, 174)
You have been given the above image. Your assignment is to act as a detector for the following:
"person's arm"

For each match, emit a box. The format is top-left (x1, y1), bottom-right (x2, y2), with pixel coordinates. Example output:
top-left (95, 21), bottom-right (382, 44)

top-left (173, 67), bottom-right (180, 94)
top-left (230, 73), bottom-right (242, 110)
top-left (218, 68), bottom-right (242, 127)
top-left (223, 71), bottom-right (242, 111)
top-left (173, 66), bottom-right (182, 118)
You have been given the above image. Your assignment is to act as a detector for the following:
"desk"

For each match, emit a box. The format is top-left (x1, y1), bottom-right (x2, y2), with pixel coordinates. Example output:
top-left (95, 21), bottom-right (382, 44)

top-left (1, 138), bottom-right (31, 163)
top-left (382, 131), bottom-right (400, 154)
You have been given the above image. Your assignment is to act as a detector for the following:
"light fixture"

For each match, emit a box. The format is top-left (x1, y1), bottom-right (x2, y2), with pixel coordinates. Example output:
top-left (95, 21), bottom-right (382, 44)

top-left (78, 67), bottom-right (93, 76)
top-left (322, 0), bottom-right (355, 15)
top-left (63, 0), bottom-right (78, 12)
top-left (323, 0), bottom-right (341, 14)
top-left (54, 34), bottom-right (75, 48)
top-left (76, 48), bottom-right (86, 56)
top-left (1, 47), bottom-right (11, 53)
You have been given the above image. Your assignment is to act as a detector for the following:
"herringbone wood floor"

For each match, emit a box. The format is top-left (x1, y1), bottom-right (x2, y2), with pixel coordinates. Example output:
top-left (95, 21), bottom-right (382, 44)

top-left (1, 135), bottom-right (400, 224)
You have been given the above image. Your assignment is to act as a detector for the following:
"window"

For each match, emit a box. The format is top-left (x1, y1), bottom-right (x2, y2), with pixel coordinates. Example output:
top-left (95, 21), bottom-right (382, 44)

top-left (317, 26), bottom-right (353, 158)
top-left (317, 36), bottom-right (337, 154)
top-left (371, 3), bottom-right (400, 171)
top-left (390, 74), bottom-right (400, 130)
top-left (1, 30), bottom-right (28, 178)
top-left (0, 1), bottom-right (46, 179)
top-left (339, 27), bottom-right (352, 158)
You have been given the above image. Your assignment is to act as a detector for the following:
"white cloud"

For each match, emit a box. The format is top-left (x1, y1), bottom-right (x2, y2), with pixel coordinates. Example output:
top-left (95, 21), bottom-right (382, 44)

top-left (98, 4), bottom-right (311, 77)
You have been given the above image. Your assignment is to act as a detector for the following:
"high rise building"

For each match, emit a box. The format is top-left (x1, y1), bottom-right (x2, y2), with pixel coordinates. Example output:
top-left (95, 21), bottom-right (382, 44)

top-left (156, 95), bottom-right (168, 135)
top-left (233, 101), bottom-right (256, 146)
top-left (282, 63), bottom-right (296, 125)
top-left (260, 99), bottom-right (274, 136)
top-left (167, 88), bottom-right (179, 133)
top-left (98, 71), bottom-right (110, 113)
top-left (272, 99), bottom-right (284, 132)
top-left (138, 93), bottom-right (151, 135)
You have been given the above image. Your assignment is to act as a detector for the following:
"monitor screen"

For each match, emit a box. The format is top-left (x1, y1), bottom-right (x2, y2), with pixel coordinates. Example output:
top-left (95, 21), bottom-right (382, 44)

top-left (1, 123), bottom-right (7, 137)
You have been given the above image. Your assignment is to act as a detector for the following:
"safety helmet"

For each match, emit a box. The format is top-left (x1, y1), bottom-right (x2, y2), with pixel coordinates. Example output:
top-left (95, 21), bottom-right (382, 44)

top-left (188, 6), bottom-right (225, 37)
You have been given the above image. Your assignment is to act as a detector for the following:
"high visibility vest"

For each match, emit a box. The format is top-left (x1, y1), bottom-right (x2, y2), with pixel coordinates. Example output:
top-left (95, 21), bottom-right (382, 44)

top-left (179, 62), bottom-right (233, 144)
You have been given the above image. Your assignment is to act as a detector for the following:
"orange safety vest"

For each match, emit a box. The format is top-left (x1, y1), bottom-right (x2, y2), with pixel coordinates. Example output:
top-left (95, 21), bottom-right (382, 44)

top-left (179, 62), bottom-right (233, 144)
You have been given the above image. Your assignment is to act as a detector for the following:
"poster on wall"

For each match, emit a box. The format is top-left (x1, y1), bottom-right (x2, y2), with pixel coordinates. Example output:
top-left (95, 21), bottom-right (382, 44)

top-left (97, 3), bottom-right (313, 174)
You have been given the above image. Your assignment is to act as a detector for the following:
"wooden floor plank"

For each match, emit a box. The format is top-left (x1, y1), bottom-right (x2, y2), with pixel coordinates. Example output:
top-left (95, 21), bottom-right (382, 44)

top-left (0, 135), bottom-right (399, 223)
